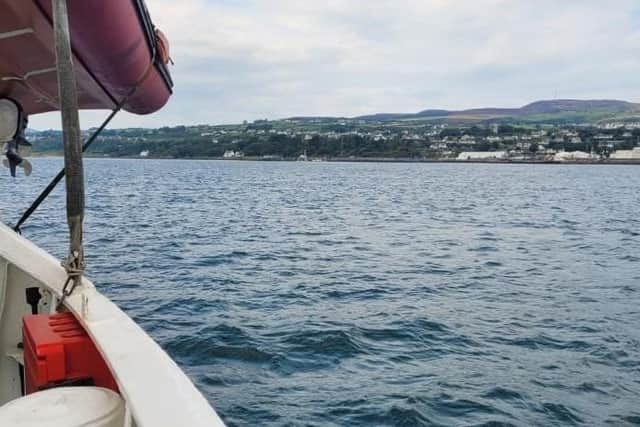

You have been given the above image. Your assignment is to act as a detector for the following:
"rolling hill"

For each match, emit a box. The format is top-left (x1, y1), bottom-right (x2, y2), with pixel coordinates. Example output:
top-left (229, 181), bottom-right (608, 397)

top-left (355, 99), bottom-right (640, 124)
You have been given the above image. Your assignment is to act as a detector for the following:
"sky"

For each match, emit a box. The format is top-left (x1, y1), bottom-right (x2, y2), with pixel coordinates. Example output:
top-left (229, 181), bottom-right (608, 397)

top-left (31, 0), bottom-right (640, 130)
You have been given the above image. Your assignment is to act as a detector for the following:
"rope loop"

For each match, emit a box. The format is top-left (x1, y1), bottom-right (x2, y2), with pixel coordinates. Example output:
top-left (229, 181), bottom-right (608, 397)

top-left (62, 249), bottom-right (84, 278)
top-left (56, 250), bottom-right (85, 311)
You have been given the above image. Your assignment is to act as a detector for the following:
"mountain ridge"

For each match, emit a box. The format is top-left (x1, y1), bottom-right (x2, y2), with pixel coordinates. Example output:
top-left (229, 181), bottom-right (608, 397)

top-left (354, 99), bottom-right (640, 122)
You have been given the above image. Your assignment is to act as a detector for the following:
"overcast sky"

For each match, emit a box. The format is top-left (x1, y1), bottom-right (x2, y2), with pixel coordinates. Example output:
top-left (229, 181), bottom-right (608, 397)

top-left (31, 0), bottom-right (640, 130)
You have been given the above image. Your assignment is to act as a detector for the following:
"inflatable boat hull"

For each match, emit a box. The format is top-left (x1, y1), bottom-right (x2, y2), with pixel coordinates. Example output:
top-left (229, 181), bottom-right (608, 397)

top-left (0, 0), bottom-right (173, 115)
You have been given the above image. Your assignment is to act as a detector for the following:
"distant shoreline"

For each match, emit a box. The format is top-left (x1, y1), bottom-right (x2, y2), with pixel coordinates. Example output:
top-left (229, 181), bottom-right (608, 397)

top-left (31, 153), bottom-right (640, 165)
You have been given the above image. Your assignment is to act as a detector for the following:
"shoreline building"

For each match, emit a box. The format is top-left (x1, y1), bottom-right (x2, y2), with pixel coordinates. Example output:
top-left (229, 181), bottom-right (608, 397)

top-left (553, 151), bottom-right (593, 162)
top-left (457, 151), bottom-right (506, 161)
top-left (223, 150), bottom-right (244, 159)
top-left (610, 147), bottom-right (640, 160)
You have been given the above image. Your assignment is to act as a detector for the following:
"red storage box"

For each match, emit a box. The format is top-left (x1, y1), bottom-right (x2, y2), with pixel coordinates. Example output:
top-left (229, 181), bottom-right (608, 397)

top-left (22, 313), bottom-right (118, 394)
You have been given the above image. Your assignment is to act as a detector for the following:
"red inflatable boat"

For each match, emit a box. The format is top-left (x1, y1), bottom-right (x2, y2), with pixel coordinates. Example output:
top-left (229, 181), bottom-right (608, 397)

top-left (0, 0), bottom-right (173, 115)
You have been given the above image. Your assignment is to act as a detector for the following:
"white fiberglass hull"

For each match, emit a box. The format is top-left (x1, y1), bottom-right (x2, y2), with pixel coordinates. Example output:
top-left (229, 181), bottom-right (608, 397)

top-left (0, 222), bottom-right (225, 426)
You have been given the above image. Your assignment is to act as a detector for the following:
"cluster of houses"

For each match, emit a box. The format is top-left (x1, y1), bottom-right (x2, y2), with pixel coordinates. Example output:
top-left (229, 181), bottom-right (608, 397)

top-left (201, 122), bottom-right (634, 150)
top-left (30, 119), bottom-right (638, 162)
top-left (202, 121), bottom-right (640, 161)
top-left (456, 147), bottom-right (640, 162)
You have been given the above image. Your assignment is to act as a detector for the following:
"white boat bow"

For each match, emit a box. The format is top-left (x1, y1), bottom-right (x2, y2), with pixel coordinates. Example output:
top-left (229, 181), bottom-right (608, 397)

top-left (0, 222), bottom-right (225, 426)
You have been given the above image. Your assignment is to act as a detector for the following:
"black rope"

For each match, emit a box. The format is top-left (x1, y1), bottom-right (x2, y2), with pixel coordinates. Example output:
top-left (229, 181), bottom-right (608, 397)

top-left (13, 106), bottom-right (122, 233)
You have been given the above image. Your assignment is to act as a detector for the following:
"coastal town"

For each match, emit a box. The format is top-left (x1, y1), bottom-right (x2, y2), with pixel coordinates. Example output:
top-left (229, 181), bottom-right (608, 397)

top-left (29, 118), bottom-right (640, 163)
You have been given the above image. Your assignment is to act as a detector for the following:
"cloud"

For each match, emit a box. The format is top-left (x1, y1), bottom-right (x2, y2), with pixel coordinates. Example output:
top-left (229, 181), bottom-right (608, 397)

top-left (31, 0), bottom-right (640, 129)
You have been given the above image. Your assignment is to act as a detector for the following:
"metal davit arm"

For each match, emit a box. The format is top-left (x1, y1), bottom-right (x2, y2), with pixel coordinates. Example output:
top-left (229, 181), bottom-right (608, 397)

top-left (52, 0), bottom-right (85, 300)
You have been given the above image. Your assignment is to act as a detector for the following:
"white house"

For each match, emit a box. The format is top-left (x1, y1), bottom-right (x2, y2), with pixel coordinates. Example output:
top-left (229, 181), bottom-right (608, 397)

top-left (459, 135), bottom-right (476, 145)
top-left (610, 147), bottom-right (640, 160)
top-left (223, 150), bottom-right (244, 158)
top-left (553, 151), bottom-right (593, 161)
top-left (457, 151), bottom-right (506, 160)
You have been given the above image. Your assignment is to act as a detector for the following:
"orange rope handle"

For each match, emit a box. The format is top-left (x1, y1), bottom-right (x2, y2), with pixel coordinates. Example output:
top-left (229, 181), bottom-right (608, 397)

top-left (155, 28), bottom-right (173, 65)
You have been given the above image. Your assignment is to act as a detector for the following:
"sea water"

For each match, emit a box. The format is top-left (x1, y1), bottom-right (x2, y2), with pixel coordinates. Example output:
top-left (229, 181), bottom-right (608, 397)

top-left (1, 158), bottom-right (639, 426)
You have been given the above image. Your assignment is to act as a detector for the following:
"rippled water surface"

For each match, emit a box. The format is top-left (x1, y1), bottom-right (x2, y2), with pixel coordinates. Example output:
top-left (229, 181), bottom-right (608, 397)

top-left (1, 159), bottom-right (639, 426)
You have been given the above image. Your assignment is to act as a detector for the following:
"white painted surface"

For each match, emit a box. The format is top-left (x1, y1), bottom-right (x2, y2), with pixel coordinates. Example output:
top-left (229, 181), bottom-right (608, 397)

top-left (0, 387), bottom-right (125, 427)
top-left (610, 147), bottom-right (640, 159)
top-left (0, 222), bottom-right (226, 427)
top-left (553, 151), bottom-right (593, 161)
top-left (0, 99), bottom-right (19, 142)
top-left (0, 263), bottom-right (31, 403)
top-left (457, 151), bottom-right (506, 160)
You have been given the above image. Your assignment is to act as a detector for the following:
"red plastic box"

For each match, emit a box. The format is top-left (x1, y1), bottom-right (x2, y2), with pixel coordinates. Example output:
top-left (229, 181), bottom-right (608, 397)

top-left (22, 313), bottom-right (118, 394)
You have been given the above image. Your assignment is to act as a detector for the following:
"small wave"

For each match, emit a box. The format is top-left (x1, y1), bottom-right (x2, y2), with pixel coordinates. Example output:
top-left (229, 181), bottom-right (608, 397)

top-left (490, 334), bottom-right (592, 351)
top-left (279, 329), bottom-right (366, 359)
top-left (287, 231), bottom-right (326, 236)
top-left (481, 387), bottom-right (525, 401)
top-left (538, 403), bottom-right (583, 425)
top-left (153, 296), bottom-right (222, 315)
top-left (163, 323), bottom-right (276, 364)
top-left (612, 414), bottom-right (640, 425)
top-left (222, 405), bottom-right (282, 427)
top-left (576, 382), bottom-right (609, 395)
top-left (471, 423), bottom-right (518, 427)
top-left (193, 251), bottom-right (249, 266)
top-left (427, 393), bottom-right (509, 418)
top-left (349, 404), bottom-right (435, 427)
top-left (164, 335), bottom-right (274, 364)
top-left (325, 287), bottom-right (389, 300)
top-left (484, 261), bottom-right (503, 267)
top-left (589, 348), bottom-right (640, 368)
top-left (469, 246), bottom-right (499, 253)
